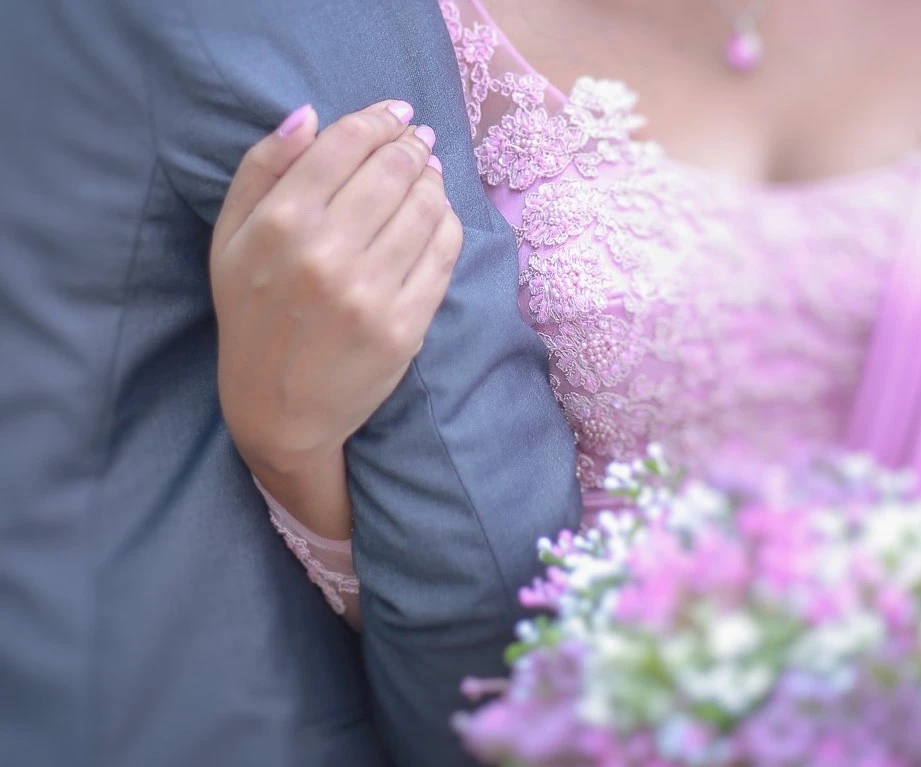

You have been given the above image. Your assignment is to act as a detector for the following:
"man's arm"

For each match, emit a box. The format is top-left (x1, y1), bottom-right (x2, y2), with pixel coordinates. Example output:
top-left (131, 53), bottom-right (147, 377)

top-left (135, 0), bottom-right (582, 763)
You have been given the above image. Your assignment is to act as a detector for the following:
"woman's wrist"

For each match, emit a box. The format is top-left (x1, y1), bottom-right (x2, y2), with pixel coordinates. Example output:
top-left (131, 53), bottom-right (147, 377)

top-left (247, 442), bottom-right (353, 541)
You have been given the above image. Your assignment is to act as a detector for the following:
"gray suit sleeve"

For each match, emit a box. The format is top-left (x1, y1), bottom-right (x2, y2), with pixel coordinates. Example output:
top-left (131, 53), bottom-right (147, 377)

top-left (136, 1), bottom-right (582, 764)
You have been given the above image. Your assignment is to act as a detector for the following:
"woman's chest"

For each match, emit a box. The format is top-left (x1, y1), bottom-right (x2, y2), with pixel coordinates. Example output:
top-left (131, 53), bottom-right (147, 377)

top-left (487, 151), bottom-right (919, 486)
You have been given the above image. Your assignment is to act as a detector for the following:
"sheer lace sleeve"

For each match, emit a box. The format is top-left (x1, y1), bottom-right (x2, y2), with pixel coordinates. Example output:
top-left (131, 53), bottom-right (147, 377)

top-left (253, 478), bottom-right (361, 629)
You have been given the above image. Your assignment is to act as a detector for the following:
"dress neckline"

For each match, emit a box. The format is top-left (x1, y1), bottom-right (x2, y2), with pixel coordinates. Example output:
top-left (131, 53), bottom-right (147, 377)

top-left (461, 0), bottom-right (920, 193)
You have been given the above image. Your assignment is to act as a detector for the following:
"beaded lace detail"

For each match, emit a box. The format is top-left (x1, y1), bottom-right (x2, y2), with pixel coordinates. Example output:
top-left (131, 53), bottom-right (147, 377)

top-left (441, 0), bottom-right (920, 497)
top-left (254, 476), bottom-right (359, 621)
top-left (268, 509), bottom-right (359, 616)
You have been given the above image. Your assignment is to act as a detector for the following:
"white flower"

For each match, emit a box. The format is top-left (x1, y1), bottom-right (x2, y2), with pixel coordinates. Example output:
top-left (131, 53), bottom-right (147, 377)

top-left (882, 469), bottom-right (917, 496)
top-left (660, 634), bottom-right (696, 670)
top-left (706, 613), bottom-right (762, 660)
top-left (677, 663), bottom-right (772, 715)
top-left (596, 510), bottom-right (639, 544)
top-left (837, 451), bottom-right (875, 481)
top-left (814, 542), bottom-right (851, 584)
top-left (578, 689), bottom-right (614, 728)
top-left (810, 509), bottom-right (847, 539)
top-left (646, 442), bottom-right (666, 465)
top-left (735, 664), bottom-right (774, 705)
top-left (792, 611), bottom-right (885, 671)
top-left (606, 462), bottom-right (634, 481)
top-left (515, 620), bottom-right (539, 643)
top-left (593, 633), bottom-right (644, 664)
top-left (568, 558), bottom-right (623, 592)
top-left (864, 506), bottom-right (921, 567)
top-left (667, 481), bottom-right (730, 535)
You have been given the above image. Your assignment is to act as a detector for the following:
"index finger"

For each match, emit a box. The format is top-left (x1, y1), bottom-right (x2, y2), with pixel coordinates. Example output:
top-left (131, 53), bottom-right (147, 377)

top-left (266, 99), bottom-right (415, 212)
top-left (212, 104), bottom-right (319, 256)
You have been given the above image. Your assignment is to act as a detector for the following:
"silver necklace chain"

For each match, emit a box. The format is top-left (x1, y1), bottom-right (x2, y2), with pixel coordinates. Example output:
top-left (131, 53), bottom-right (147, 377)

top-left (712, 0), bottom-right (770, 31)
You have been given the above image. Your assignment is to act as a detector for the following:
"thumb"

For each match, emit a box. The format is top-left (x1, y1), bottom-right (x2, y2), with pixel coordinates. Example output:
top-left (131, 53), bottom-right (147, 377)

top-left (212, 104), bottom-right (319, 256)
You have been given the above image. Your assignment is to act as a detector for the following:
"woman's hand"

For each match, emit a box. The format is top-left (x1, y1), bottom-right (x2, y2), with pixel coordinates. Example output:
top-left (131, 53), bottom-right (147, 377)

top-left (210, 100), bottom-right (462, 493)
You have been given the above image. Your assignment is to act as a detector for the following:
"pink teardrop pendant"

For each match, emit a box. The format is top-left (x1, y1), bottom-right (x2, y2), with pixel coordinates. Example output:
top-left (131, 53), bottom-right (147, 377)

top-left (725, 28), bottom-right (763, 73)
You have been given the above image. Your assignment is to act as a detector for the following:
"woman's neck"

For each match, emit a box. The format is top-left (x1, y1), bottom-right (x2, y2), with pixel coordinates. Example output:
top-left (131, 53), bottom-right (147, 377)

top-left (477, 0), bottom-right (921, 185)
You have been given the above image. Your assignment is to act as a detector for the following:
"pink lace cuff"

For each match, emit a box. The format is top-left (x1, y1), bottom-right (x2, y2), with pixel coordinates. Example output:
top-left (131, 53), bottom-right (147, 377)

top-left (253, 477), bottom-right (361, 629)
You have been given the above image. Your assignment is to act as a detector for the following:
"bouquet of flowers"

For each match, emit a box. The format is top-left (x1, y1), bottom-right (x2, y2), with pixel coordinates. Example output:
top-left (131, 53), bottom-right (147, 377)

top-left (455, 447), bottom-right (921, 767)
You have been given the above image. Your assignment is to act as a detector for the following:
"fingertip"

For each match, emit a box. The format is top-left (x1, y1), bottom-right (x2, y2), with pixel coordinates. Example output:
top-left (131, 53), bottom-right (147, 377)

top-left (414, 125), bottom-right (436, 151)
top-left (386, 100), bottom-right (414, 125)
top-left (277, 104), bottom-right (317, 138)
top-left (426, 154), bottom-right (442, 174)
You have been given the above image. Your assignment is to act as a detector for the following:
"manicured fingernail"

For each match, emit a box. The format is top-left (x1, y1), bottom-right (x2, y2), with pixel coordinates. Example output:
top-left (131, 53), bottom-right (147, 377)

top-left (426, 155), bottom-right (442, 174)
top-left (277, 104), bottom-right (313, 137)
top-left (414, 125), bottom-right (436, 150)
top-left (387, 100), bottom-right (414, 124)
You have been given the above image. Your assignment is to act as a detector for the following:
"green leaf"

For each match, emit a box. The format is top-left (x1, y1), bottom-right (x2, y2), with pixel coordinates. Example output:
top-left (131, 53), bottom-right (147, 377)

top-left (689, 701), bottom-right (736, 732)
top-left (503, 641), bottom-right (529, 665)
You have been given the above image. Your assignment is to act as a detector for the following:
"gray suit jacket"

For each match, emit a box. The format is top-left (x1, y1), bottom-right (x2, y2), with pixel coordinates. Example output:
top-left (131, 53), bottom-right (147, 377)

top-left (0, 1), bottom-right (581, 766)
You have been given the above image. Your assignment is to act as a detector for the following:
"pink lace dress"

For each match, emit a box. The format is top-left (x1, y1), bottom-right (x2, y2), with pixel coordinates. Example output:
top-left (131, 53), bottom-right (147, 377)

top-left (267, 0), bottom-right (921, 626)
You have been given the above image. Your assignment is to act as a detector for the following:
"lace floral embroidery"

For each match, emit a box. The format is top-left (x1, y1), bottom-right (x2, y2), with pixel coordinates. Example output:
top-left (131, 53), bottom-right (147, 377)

top-left (475, 79), bottom-right (650, 190)
top-left (268, 509), bottom-right (359, 616)
top-left (440, 0), bottom-right (546, 138)
top-left (540, 315), bottom-right (644, 393)
top-left (442, 1), bottom-right (654, 188)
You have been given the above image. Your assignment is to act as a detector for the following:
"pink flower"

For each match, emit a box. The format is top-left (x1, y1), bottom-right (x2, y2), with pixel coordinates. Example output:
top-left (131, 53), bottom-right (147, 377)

top-left (814, 735), bottom-right (849, 766)
top-left (519, 576), bottom-right (565, 610)
top-left (617, 528), bottom-right (689, 630)
top-left (687, 529), bottom-right (749, 598)
top-left (877, 585), bottom-right (915, 631)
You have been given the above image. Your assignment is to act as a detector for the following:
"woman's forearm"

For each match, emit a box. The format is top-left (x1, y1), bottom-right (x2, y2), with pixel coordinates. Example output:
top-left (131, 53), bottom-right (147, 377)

top-left (250, 444), bottom-right (361, 628)
top-left (249, 444), bottom-right (354, 541)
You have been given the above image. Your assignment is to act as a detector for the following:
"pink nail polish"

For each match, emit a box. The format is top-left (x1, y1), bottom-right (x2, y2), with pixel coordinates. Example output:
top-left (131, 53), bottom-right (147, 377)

top-left (426, 155), bottom-right (442, 174)
top-left (387, 100), bottom-right (414, 124)
top-left (414, 125), bottom-right (436, 150)
top-left (277, 104), bottom-right (313, 137)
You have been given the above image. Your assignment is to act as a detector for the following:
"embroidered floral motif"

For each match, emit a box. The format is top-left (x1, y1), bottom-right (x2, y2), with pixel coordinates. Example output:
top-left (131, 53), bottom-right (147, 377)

top-left (439, 0), bottom-right (463, 45)
top-left (268, 511), bottom-right (359, 616)
top-left (477, 108), bottom-right (587, 189)
top-left (520, 179), bottom-right (600, 247)
top-left (541, 314), bottom-right (644, 393)
top-left (439, 0), bottom-right (917, 495)
top-left (472, 75), bottom-right (656, 189)
top-left (521, 239), bottom-right (614, 324)
top-left (518, 174), bottom-right (696, 282)
top-left (440, 0), bottom-right (549, 138)
top-left (499, 72), bottom-right (547, 110)
top-left (564, 77), bottom-right (647, 143)
top-left (459, 21), bottom-right (497, 66)
top-left (558, 391), bottom-right (647, 460)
